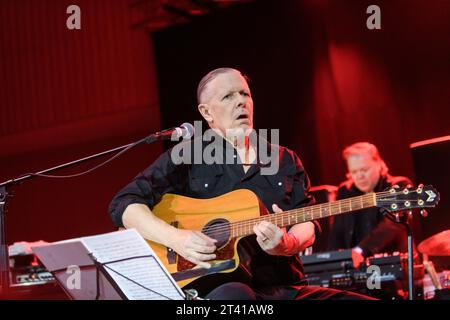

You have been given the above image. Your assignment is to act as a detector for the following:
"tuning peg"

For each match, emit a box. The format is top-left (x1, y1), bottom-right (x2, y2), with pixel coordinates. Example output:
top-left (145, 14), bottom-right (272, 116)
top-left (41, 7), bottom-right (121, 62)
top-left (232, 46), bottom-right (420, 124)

top-left (417, 183), bottom-right (424, 194)
top-left (389, 184), bottom-right (400, 193)
top-left (420, 209), bottom-right (428, 218)
top-left (389, 184), bottom-right (401, 194)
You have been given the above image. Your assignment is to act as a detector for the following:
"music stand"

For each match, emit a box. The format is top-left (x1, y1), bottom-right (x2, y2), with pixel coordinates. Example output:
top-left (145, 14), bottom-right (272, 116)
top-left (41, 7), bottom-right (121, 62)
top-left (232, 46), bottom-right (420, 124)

top-left (33, 241), bottom-right (124, 300)
top-left (32, 233), bottom-right (186, 300)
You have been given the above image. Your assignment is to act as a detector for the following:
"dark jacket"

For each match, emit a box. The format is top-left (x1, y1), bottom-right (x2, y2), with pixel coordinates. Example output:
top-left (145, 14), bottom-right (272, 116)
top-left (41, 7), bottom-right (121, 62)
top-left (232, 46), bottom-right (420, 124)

top-left (328, 174), bottom-right (412, 257)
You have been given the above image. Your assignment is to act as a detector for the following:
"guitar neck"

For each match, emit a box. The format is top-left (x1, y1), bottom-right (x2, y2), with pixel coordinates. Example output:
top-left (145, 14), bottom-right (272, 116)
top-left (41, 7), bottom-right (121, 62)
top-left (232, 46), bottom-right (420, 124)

top-left (231, 193), bottom-right (377, 238)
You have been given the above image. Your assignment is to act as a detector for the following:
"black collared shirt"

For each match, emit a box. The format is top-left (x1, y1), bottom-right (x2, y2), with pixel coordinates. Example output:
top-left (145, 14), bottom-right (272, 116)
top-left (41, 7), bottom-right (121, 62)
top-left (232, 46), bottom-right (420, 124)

top-left (109, 133), bottom-right (316, 292)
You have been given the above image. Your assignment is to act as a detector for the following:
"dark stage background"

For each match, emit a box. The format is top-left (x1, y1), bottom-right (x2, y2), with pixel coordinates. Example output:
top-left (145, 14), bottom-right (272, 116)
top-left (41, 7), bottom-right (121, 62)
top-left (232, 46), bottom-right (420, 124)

top-left (1, 0), bottom-right (449, 245)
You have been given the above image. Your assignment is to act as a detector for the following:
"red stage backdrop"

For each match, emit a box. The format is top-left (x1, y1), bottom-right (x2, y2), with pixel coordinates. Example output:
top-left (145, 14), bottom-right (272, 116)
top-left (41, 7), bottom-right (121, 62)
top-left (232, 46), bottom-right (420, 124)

top-left (1, 0), bottom-right (449, 246)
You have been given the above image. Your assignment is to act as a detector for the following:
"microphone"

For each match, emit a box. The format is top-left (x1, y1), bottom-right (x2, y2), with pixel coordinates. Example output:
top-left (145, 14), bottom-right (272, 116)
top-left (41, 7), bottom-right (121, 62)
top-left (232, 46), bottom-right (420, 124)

top-left (145, 122), bottom-right (194, 143)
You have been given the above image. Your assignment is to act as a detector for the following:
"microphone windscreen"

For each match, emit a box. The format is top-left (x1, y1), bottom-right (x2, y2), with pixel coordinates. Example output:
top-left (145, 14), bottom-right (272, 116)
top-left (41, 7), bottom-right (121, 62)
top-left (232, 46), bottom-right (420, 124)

top-left (180, 122), bottom-right (194, 139)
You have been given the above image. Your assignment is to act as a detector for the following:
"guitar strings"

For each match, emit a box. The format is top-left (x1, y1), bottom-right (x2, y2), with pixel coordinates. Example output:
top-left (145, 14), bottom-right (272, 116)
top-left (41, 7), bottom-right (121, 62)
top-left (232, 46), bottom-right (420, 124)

top-left (201, 189), bottom-right (427, 236)
top-left (198, 189), bottom-right (430, 238)
top-left (201, 190), bottom-right (426, 236)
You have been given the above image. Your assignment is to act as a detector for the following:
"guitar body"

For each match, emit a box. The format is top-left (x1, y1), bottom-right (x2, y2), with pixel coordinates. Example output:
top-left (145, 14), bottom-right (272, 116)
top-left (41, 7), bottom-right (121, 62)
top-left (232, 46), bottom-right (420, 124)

top-left (148, 189), bottom-right (268, 288)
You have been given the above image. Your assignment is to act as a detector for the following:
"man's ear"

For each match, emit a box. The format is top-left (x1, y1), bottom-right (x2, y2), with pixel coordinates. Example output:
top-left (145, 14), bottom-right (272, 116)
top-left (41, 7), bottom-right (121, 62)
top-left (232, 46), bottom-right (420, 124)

top-left (198, 103), bottom-right (213, 123)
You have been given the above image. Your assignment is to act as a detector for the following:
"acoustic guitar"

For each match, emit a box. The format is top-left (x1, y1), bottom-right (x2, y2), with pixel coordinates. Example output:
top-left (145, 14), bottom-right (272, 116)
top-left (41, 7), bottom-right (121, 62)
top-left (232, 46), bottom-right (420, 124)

top-left (147, 185), bottom-right (439, 287)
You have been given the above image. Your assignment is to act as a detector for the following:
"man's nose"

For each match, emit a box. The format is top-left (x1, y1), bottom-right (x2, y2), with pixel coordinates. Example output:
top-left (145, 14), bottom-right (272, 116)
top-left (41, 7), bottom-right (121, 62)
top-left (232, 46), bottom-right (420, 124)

top-left (237, 97), bottom-right (248, 109)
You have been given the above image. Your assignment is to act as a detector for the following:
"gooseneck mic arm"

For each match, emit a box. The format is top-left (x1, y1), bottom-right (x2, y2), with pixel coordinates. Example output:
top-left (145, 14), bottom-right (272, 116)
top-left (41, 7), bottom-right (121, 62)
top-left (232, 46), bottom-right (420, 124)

top-left (0, 123), bottom-right (194, 294)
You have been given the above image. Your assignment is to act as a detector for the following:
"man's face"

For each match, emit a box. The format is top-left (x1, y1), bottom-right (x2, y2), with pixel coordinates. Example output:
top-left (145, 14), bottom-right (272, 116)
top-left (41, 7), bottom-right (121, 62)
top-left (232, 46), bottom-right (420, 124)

top-left (199, 71), bottom-right (254, 135)
top-left (347, 154), bottom-right (381, 193)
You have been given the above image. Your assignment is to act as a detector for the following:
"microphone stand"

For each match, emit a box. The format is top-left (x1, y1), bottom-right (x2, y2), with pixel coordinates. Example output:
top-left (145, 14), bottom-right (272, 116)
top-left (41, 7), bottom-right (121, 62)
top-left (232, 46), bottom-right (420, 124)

top-left (405, 218), bottom-right (414, 300)
top-left (0, 130), bottom-right (174, 295)
top-left (390, 211), bottom-right (416, 300)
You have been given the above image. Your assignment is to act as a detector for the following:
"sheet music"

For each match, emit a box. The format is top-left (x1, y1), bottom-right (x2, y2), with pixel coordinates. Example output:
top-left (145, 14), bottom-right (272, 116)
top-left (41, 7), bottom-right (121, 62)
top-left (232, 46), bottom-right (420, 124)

top-left (81, 229), bottom-right (185, 300)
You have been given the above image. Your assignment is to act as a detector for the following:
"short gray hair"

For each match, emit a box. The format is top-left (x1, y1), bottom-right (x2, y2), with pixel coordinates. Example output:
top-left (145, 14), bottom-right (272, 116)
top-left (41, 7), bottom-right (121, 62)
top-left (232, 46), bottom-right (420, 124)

top-left (197, 67), bottom-right (250, 104)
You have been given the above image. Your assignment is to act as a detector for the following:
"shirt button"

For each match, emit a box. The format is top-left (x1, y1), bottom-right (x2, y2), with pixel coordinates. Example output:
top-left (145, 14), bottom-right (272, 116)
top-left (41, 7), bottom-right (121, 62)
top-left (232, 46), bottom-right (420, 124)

top-left (278, 182), bottom-right (282, 186)
top-left (204, 183), bottom-right (208, 188)
top-left (233, 155), bottom-right (237, 158)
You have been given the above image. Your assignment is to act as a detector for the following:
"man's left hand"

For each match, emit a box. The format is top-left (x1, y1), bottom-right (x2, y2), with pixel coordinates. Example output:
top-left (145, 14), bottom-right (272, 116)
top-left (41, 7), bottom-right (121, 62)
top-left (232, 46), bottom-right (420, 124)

top-left (253, 204), bottom-right (300, 256)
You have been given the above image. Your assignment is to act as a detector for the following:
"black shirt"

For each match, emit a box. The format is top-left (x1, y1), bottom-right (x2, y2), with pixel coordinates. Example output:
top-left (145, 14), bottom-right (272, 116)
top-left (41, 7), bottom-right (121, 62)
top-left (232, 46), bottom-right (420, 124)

top-left (109, 132), bottom-right (316, 292)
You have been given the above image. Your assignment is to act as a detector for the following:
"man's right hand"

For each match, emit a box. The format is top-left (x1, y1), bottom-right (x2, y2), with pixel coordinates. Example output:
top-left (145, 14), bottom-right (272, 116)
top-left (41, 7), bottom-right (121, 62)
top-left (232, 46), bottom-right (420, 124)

top-left (168, 229), bottom-right (217, 269)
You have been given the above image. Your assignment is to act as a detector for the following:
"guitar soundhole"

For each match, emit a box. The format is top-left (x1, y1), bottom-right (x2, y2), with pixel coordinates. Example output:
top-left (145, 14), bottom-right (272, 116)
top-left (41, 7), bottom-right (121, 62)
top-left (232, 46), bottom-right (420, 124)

top-left (202, 218), bottom-right (230, 248)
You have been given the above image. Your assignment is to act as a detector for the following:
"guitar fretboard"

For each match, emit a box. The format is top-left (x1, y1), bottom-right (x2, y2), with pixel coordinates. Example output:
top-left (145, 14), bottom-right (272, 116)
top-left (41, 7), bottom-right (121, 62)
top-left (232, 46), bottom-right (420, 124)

top-left (230, 193), bottom-right (377, 238)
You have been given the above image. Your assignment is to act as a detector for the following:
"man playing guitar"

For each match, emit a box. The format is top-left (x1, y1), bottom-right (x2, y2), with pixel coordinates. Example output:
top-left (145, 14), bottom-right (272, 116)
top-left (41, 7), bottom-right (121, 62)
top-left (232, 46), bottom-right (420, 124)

top-left (109, 67), bottom-right (373, 299)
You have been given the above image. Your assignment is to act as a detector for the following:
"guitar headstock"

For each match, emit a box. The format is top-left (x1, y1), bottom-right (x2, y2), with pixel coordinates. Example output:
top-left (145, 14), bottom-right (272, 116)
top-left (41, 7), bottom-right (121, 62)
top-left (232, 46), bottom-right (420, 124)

top-left (376, 184), bottom-right (440, 212)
